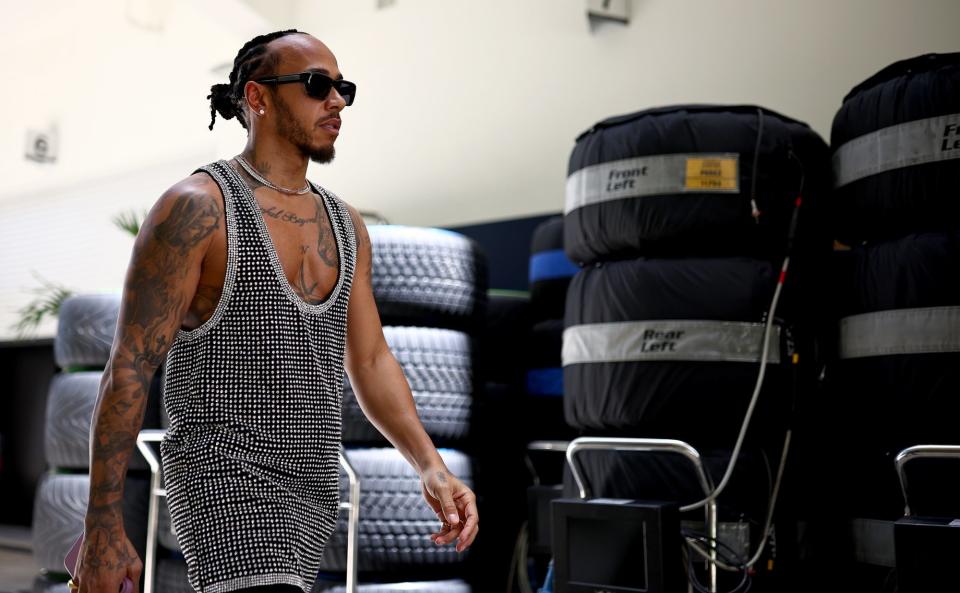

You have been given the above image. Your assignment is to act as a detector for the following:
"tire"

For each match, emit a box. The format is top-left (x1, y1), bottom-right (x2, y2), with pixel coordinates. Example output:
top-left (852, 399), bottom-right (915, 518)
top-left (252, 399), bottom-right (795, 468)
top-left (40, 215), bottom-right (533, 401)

top-left (831, 52), bottom-right (960, 243)
top-left (32, 473), bottom-right (88, 572)
top-left (826, 232), bottom-right (960, 519)
top-left (342, 327), bottom-right (473, 445)
top-left (156, 558), bottom-right (191, 593)
top-left (44, 373), bottom-right (101, 470)
top-left (477, 292), bottom-right (532, 387)
top-left (565, 104), bottom-right (830, 263)
top-left (55, 294), bottom-right (121, 370)
top-left (563, 257), bottom-right (788, 446)
top-left (529, 217), bottom-right (578, 321)
top-left (526, 319), bottom-right (563, 384)
top-left (832, 231), bottom-right (960, 318)
top-left (318, 448), bottom-right (473, 572)
top-left (522, 320), bottom-right (571, 440)
top-left (370, 226), bottom-right (487, 331)
top-left (44, 370), bottom-right (161, 471)
top-left (158, 498), bottom-right (181, 552)
top-left (31, 472), bottom-right (149, 573)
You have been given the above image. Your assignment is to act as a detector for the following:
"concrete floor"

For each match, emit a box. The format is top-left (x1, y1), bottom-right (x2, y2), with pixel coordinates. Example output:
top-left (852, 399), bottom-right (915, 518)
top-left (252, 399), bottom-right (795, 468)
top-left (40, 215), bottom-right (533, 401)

top-left (0, 525), bottom-right (35, 593)
top-left (0, 547), bottom-right (33, 593)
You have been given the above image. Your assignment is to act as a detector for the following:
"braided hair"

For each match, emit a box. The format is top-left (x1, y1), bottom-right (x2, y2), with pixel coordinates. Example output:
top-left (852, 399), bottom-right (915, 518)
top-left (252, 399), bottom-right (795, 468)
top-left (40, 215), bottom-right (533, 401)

top-left (207, 29), bottom-right (303, 131)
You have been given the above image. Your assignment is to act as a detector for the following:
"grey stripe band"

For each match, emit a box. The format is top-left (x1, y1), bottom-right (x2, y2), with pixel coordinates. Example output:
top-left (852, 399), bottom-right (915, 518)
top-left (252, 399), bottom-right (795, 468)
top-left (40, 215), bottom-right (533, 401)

top-left (833, 113), bottom-right (960, 188)
top-left (839, 306), bottom-right (960, 359)
top-left (562, 320), bottom-right (781, 365)
top-left (565, 153), bottom-right (741, 214)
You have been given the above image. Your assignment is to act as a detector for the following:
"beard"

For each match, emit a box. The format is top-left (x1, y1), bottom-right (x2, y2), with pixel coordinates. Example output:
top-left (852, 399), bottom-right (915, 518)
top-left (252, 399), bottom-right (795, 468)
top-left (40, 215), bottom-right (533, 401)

top-left (274, 93), bottom-right (336, 164)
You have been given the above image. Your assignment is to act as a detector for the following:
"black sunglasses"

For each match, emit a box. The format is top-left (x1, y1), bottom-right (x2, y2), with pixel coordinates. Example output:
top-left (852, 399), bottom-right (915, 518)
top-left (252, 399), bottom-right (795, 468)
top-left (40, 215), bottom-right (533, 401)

top-left (255, 72), bottom-right (356, 106)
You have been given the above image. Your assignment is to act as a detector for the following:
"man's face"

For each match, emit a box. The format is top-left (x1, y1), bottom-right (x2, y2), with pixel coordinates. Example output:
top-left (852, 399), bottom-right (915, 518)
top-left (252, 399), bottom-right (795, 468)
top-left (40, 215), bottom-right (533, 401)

top-left (263, 35), bottom-right (347, 164)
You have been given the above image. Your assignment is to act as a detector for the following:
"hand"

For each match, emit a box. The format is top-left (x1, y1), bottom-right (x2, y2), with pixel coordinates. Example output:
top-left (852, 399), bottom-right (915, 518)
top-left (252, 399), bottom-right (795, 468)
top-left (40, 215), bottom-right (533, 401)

top-left (420, 467), bottom-right (479, 553)
top-left (76, 529), bottom-right (142, 593)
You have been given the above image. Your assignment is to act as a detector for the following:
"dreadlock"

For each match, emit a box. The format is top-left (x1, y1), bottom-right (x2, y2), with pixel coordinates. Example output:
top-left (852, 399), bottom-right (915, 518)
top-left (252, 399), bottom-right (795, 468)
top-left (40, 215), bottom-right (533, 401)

top-left (207, 29), bottom-right (303, 131)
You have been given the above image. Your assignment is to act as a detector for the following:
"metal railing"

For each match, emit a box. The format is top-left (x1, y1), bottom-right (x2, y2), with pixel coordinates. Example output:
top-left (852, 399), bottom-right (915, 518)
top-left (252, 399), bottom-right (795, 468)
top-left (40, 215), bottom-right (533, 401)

top-left (895, 444), bottom-right (960, 517)
top-left (559, 436), bottom-right (719, 593)
top-left (135, 430), bottom-right (361, 593)
top-left (525, 440), bottom-right (571, 485)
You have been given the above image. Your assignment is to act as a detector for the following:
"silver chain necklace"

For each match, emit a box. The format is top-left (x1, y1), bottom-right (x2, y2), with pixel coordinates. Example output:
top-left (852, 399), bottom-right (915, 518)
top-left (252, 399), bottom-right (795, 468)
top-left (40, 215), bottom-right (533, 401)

top-left (235, 155), bottom-right (311, 195)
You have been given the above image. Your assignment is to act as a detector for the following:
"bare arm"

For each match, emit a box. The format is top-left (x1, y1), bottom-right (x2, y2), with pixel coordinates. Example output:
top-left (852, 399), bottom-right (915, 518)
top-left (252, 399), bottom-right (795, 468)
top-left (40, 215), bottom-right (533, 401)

top-left (79, 174), bottom-right (221, 593)
top-left (343, 206), bottom-right (478, 552)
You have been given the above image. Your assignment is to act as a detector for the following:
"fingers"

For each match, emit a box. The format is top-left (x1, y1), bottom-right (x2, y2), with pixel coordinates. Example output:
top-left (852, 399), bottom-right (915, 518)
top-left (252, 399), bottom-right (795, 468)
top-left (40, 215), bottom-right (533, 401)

top-left (430, 512), bottom-right (452, 540)
top-left (439, 489), bottom-right (461, 527)
top-left (429, 489), bottom-right (478, 552)
top-left (422, 472), bottom-right (479, 552)
top-left (431, 511), bottom-right (463, 545)
top-left (129, 558), bottom-right (144, 593)
top-left (454, 494), bottom-right (479, 553)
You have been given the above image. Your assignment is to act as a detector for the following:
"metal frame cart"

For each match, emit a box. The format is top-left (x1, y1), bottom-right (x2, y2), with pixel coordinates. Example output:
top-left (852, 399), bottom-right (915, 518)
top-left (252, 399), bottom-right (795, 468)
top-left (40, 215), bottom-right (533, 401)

top-left (529, 437), bottom-right (721, 593)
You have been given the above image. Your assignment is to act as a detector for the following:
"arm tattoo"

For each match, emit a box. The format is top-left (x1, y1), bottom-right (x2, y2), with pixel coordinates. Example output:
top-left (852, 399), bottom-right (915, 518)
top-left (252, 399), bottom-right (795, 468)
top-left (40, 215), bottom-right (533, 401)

top-left (87, 191), bottom-right (220, 545)
top-left (356, 215), bottom-right (373, 285)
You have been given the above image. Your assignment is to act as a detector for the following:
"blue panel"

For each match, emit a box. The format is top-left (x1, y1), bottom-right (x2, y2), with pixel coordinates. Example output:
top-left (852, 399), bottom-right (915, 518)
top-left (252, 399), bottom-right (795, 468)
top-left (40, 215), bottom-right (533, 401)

top-left (529, 250), bottom-right (579, 283)
top-left (526, 368), bottom-right (564, 397)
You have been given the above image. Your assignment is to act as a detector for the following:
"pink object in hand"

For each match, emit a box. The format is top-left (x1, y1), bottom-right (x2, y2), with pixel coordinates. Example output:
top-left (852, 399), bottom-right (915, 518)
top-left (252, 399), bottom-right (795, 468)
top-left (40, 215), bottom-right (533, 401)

top-left (65, 533), bottom-right (135, 593)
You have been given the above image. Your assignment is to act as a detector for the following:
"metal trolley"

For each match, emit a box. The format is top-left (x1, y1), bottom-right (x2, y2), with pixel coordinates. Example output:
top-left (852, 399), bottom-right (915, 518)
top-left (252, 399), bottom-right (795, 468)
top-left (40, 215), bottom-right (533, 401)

top-left (895, 444), bottom-right (960, 518)
top-left (530, 436), bottom-right (720, 593)
top-left (135, 429), bottom-right (361, 593)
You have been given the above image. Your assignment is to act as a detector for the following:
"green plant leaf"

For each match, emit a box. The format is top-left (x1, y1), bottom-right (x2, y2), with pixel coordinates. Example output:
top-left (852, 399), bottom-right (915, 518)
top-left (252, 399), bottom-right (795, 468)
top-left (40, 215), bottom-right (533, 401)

top-left (112, 209), bottom-right (147, 237)
top-left (12, 272), bottom-right (75, 338)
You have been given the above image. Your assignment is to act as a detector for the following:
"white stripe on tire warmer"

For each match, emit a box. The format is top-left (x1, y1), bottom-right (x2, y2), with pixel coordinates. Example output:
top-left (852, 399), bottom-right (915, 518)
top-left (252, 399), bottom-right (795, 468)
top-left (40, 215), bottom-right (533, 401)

top-left (562, 320), bottom-right (781, 366)
top-left (564, 153), bottom-right (741, 214)
top-left (832, 113), bottom-right (960, 188)
top-left (839, 306), bottom-right (960, 359)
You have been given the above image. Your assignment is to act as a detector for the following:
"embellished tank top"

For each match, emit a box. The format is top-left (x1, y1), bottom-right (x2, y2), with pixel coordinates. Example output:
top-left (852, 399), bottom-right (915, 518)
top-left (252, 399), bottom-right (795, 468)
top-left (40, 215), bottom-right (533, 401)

top-left (159, 159), bottom-right (357, 593)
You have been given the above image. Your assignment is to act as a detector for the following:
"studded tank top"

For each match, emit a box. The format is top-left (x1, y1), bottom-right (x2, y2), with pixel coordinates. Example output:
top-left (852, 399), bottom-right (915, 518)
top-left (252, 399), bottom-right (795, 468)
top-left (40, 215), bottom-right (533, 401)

top-left (159, 159), bottom-right (357, 593)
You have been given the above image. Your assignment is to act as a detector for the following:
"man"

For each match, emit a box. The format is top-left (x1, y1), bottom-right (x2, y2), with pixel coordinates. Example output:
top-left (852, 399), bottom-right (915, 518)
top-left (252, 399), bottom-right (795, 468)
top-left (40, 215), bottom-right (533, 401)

top-left (77, 29), bottom-right (478, 593)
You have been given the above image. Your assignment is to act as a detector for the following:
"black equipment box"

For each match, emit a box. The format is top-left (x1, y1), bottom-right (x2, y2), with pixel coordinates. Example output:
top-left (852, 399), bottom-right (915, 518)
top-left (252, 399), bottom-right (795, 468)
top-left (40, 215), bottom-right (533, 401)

top-left (552, 498), bottom-right (683, 593)
top-left (895, 516), bottom-right (960, 592)
top-left (528, 484), bottom-right (565, 555)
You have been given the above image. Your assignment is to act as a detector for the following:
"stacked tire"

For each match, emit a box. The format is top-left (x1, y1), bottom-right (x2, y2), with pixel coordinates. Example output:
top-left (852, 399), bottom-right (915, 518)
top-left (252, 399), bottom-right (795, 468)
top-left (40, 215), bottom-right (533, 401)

top-left (524, 217), bottom-right (579, 440)
top-left (322, 226), bottom-right (486, 591)
top-left (826, 53), bottom-right (960, 522)
top-left (560, 105), bottom-right (832, 587)
top-left (32, 295), bottom-right (160, 593)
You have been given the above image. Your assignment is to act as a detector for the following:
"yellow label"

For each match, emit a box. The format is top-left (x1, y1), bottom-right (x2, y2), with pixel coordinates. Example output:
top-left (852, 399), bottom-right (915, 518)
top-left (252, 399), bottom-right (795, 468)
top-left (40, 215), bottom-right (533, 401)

top-left (684, 157), bottom-right (738, 191)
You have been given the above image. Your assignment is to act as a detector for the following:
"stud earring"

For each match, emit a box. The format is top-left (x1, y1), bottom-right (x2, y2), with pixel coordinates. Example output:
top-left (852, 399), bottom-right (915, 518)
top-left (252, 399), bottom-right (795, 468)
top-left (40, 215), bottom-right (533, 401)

top-left (259, 109), bottom-right (265, 115)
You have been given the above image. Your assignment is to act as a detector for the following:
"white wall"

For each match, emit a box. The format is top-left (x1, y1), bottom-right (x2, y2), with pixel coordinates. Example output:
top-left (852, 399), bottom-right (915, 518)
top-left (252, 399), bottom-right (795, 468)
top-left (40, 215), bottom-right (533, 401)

top-left (1, 0), bottom-right (958, 340)
top-left (288, 0), bottom-right (959, 226)
top-left (0, 0), bottom-right (265, 340)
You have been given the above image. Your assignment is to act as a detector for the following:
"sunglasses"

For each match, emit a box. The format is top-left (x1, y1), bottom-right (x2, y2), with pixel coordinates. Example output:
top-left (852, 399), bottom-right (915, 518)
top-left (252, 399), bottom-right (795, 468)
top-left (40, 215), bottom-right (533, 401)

top-left (255, 72), bottom-right (356, 106)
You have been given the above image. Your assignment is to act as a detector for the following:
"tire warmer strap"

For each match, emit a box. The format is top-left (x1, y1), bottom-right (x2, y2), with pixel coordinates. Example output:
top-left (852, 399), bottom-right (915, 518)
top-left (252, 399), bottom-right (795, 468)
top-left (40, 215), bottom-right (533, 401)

top-left (562, 320), bottom-right (782, 366)
top-left (839, 306), bottom-right (960, 359)
top-left (832, 113), bottom-right (960, 188)
top-left (565, 153), bottom-right (741, 214)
